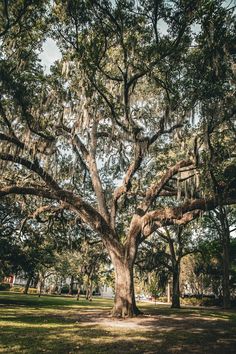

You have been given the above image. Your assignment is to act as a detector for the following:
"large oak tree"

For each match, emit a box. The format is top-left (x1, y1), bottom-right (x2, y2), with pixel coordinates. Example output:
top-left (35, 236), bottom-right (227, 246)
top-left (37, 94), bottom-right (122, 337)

top-left (0, 0), bottom-right (236, 316)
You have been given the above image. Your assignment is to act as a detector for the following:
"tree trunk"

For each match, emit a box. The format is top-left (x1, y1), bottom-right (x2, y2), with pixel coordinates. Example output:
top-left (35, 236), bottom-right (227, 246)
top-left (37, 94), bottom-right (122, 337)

top-left (218, 207), bottom-right (231, 309)
top-left (222, 232), bottom-right (231, 309)
top-left (171, 263), bottom-right (181, 309)
top-left (37, 273), bottom-right (44, 298)
top-left (167, 280), bottom-right (171, 303)
top-left (37, 280), bottom-right (43, 297)
top-left (167, 235), bottom-right (181, 309)
top-left (33, 274), bottom-right (39, 288)
top-left (76, 286), bottom-right (80, 301)
top-left (85, 280), bottom-right (93, 301)
top-left (24, 274), bottom-right (32, 294)
top-left (111, 256), bottom-right (141, 317)
top-left (69, 275), bottom-right (74, 295)
top-left (88, 282), bottom-right (93, 301)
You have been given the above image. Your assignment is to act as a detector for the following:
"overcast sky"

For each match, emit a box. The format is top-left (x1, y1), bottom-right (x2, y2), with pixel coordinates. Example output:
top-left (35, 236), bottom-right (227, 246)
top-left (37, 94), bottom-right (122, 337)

top-left (38, 38), bottom-right (61, 73)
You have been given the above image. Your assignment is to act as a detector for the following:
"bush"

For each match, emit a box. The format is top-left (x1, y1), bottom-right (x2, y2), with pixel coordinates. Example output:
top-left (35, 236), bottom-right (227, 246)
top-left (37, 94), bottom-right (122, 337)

top-left (60, 285), bottom-right (69, 294)
top-left (181, 297), bottom-right (202, 306)
top-left (10, 286), bottom-right (38, 294)
top-left (231, 299), bottom-right (236, 308)
top-left (0, 283), bottom-right (10, 291)
top-left (181, 296), bottom-right (221, 307)
top-left (200, 297), bottom-right (221, 307)
top-left (60, 286), bottom-right (79, 295)
top-left (158, 296), bottom-right (168, 303)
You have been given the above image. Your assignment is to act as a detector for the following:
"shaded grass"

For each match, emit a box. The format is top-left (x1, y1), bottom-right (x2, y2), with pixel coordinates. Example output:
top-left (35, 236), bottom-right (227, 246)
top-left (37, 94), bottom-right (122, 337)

top-left (0, 292), bottom-right (236, 353)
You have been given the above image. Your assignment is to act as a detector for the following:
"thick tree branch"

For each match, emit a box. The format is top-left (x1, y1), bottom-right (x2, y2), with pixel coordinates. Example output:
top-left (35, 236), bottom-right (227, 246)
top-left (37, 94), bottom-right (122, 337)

top-left (0, 132), bottom-right (25, 149)
top-left (0, 183), bottom-right (123, 257)
top-left (87, 121), bottom-right (110, 223)
top-left (141, 196), bottom-right (236, 238)
top-left (71, 123), bottom-right (110, 223)
top-left (0, 153), bottom-right (60, 191)
top-left (0, 185), bottom-right (56, 199)
top-left (111, 142), bottom-right (143, 228)
top-left (139, 160), bottom-right (194, 213)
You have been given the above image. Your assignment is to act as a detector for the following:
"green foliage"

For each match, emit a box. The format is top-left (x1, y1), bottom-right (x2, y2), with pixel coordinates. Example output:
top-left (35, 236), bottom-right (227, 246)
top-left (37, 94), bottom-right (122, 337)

top-left (148, 278), bottom-right (161, 298)
top-left (0, 283), bottom-right (10, 291)
top-left (10, 286), bottom-right (38, 294)
top-left (180, 296), bottom-right (221, 307)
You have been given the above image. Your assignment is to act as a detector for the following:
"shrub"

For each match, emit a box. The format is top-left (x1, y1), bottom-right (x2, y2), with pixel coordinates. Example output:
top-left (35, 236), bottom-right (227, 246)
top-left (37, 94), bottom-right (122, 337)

top-left (181, 296), bottom-right (222, 307)
top-left (10, 286), bottom-right (38, 294)
top-left (158, 296), bottom-right (168, 303)
top-left (60, 285), bottom-right (69, 294)
top-left (0, 283), bottom-right (10, 291)
top-left (181, 297), bottom-right (202, 306)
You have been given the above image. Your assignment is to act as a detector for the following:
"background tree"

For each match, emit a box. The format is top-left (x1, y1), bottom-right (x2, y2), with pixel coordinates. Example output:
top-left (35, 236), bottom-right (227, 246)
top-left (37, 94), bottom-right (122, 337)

top-left (199, 207), bottom-right (236, 308)
top-left (136, 223), bottom-right (199, 308)
top-left (0, 198), bottom-right (24, 281)
top-left (54, 237), bottom-right (109, 300)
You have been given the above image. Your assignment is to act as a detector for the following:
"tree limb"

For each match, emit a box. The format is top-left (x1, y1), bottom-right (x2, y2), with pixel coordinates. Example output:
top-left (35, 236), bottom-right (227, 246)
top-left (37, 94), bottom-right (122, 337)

top-left (139, 160), bottom-right (194, 213)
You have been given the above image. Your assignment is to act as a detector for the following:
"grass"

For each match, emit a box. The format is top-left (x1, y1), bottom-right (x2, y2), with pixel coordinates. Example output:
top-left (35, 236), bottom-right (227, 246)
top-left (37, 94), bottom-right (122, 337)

top-left (0, 292), bottom-right (236, 353)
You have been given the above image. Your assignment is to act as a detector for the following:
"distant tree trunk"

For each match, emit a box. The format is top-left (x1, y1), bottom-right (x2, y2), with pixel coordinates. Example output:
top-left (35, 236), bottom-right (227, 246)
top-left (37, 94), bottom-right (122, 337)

top-left (218, 207), bottom-right (231, 309)
top-left (88, 282), bottom-right (93, 301)
top-left (85, 279), bottom-right (93, 301)
top-left (167, 280), bottom-right (171, 303)
top-left (33, 274), bottom-right (39, 288)
top-left (24, 274), bottom-right (33, 294)
top-left (222, 230), bottom-right (231, 309)
top-left (37, 272), bottom-right (44, 297)
top-left (37, 280), bottom-right (43, 297)
top-left (171, 262), bottom-right (181, 308)
top-left (69, 275), bottom-right (74, 295)
top-left (76, 286), bottom-right (80, 301)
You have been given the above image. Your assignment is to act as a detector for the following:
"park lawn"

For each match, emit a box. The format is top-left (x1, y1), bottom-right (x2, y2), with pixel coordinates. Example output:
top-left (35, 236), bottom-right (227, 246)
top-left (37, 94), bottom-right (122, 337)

top-left (0, 292), bottom-right (236, 353)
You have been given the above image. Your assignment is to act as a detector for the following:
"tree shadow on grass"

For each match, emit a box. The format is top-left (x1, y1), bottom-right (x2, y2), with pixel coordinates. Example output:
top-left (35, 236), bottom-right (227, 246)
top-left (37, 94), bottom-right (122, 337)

top-left (1, 295), bottom-right (236, 353)
top-left (1, 321), bottom-right (235, 354)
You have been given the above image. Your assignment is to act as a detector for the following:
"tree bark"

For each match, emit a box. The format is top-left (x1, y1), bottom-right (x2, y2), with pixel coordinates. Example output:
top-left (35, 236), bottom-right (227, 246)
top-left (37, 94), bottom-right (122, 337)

top-left (171, 262), bottom-right (181, 308)
top-left (24, 274), bottom-right (33, 294)
top-left (37, 279), bottom-right (43, 297)
top-left (218, 207), bottom-right (231, 309)
top-left (33, 274), bottom-right (39, 288)
top-left (69, 275), bottom-right (74, 295)
top-left (111, 255), bottom-right (141, 317)
top-left (76, 286), bottom-right (80, 301)
top-left (222, 231), bottom-right (231, 309)
top-left (167, 234), bottom-right (181, 309)
top-left (86, 281), bottom-right (93, 301)
top-left (167, 280), bottom-right (171, 303)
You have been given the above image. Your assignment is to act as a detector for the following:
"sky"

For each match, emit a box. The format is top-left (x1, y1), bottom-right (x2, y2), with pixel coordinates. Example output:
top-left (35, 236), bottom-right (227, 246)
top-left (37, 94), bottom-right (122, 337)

top-left (38, 38), bottom-right (61, 73)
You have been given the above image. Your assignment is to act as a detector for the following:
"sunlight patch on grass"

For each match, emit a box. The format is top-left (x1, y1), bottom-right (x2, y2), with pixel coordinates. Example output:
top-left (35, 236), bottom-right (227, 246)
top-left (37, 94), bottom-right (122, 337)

top-left (1, 292), bottom-right (236, 354)
top-left (0, 320), bottom-right (74, 329)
